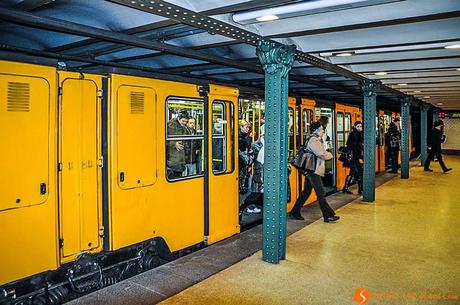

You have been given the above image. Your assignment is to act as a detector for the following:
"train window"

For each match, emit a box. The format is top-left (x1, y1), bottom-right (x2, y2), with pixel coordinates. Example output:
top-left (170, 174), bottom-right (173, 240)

top-left (337, 112), bottom-right (344, 148)
top-left (296, 108), bottom-right (301, 149)
top-left (166, 98), bottom-right (204, 181)
top-left (288, 108), bottom-right (295, 159)
top-left (212, 102), bottom-right (226, 174)
top-left (302, 109), bottom-right (313, 144)
top-left (345, 112), bottom-right (352, 139)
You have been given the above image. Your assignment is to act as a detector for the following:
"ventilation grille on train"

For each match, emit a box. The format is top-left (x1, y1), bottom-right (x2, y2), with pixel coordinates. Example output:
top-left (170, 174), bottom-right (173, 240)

top-left (130, 92), bottom-right (144, 114)
top-left (7, 82), bottom-right (30, 112)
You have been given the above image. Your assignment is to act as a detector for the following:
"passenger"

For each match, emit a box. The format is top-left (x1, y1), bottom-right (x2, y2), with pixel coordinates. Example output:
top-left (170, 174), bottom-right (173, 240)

top-left (342, 121), bottom-right (364, 194)
top-left (424, 120), bottom-right (452, 173)
top-left (319, 116), bottom-right (331, 150)
top-left (289, 121), bottom-right (340, 223)
top-left (387, 120), bottom-right (401, 173)
top-left (238, 120), bottom-right (253, 195)
top-left (166, 110), bottom-right (189, 179)
top-left (184, 117), bottom-right (200, 176)
top-left (241, 125), bottom-right (265, 215)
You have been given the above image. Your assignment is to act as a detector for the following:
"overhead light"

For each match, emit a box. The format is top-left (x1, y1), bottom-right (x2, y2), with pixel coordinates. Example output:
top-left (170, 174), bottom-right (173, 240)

top-left (256, 14), bottom-right (279, 22)
top-left (375, 72), bottom-right (387, 76)
top-left (335, 52), bottom-right (354, 57)
top-left (413, 90), bottom-right (421, 93)
top-left (397, 83), bottom-right (408, 86)
top-left (423, 96), bottom-right (431, 99)
top-left (445, 44), bottom-right (460, 49)
top-left (233, 0), bottom-right (379, 24)
top-left (436, 102), bottom-right (443, 106)
top-left (457, 68), bottom-right (460, 71)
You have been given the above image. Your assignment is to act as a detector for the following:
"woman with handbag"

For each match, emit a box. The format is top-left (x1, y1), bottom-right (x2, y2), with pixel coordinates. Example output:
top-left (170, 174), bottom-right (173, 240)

top-left (342, 121), bottom-right (364, 194)
top-left (289, 121), bottom-right (340, 223)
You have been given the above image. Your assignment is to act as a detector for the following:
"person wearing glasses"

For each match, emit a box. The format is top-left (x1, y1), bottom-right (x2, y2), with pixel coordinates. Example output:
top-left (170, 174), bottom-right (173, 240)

top-left (342, 121), bottom-right (364, 194)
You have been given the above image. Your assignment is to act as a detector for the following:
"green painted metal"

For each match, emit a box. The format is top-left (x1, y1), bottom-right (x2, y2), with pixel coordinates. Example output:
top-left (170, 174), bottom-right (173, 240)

top-left (256, 40), bottom-right (295, 264)
top-left (420, 104), bottom-right (429, 166)
top-left (400, 97), bottom-right (411, 179)
top-left (360, 80), bottom-right (379, 202)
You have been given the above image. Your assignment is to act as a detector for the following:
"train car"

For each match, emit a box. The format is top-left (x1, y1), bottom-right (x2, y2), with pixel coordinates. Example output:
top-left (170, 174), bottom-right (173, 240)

top-left (0, 60), bottom-right (240, 304)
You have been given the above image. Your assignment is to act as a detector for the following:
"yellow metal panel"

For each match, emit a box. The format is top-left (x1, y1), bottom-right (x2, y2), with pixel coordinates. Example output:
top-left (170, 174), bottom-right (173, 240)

top-left (108, 74), bottom-right (204, 252)
top-left (0, 75), bottom-right (49, 210)
top-left (207, 85), bottom-right (240, 245)
top-left (58, 72), bottom-right (103, 262)
top-left (0, 60), bottom-right (58, 285)
top-left (117, 85), bottom-right (157, 189)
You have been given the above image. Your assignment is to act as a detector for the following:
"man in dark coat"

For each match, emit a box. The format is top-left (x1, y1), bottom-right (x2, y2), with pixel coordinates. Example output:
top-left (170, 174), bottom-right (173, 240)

top-left (424, 120), bottom-right (452, 173)
top-left (342, 121), bottom-right (363, 194)
top-left (387, 120), bottom-right (401, 173)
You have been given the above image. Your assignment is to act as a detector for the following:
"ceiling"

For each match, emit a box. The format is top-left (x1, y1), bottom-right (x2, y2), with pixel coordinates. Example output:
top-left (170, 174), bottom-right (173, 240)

top-left (0, 0), bottom-right (459, 110)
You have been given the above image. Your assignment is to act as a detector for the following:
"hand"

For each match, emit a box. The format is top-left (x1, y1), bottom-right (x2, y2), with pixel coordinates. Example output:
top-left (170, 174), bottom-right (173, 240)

top-left (175, 141), bottom-right (184, 151)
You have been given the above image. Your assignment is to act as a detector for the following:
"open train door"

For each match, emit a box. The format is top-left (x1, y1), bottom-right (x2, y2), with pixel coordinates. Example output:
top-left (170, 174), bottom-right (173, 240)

top-left (58, 72), bottom-right (103, 263)
top-left (206, 85), bottom-right (240, 245)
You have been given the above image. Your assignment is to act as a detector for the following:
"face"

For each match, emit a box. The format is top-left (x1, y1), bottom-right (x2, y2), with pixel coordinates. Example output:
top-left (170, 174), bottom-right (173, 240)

top-left (179, 118), bottom-right (188, 126)
top-left (187, 119), bottom-right (196, 129)
top-left (317, 126), bottom-right (324, 137)
top-left (240, 124), bottom-right (249, 134)
top-left (355, 123), bottom-right (363, 131)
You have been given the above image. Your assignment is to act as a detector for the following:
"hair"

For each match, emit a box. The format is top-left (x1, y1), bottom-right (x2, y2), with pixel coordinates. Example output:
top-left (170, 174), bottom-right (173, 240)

top-left (239, 119), bottom-right (249, 127)
top-left (354, 121), bottom-right (362, 128)
top-left (319, 116), bottom-right (329, 127)
top-left (178, 110), bottom-right (189, 120)
top-left (310, 121), bottom-right (322, 133)
top-left (434, 120), bottom-right (444, 128)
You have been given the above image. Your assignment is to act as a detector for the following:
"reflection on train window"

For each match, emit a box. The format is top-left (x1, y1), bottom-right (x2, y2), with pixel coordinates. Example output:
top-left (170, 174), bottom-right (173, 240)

top-left (345, 113), bottom-right (352, 137)
top-left (337, 112), bottom-right (344, 148)
top-left (212, 102), bottom-right (226, 174)
top-left (318, 108), bottom-right (334, 151)
top-left (296, 108), bottom-right (301, 149)
top-left (288, 108), bottom-right (295, 159)
top-left (166, 98), bottom-right (204, 181)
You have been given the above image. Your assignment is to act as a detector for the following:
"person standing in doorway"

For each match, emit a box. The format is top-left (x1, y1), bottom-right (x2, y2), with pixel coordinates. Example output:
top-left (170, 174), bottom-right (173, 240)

top-left (342, 121), bottom-right (364, 194)
top-left (387, 120), bottom-right (400, 173)
top-left (424, 120), bottom-right (452, 173)
top-left (289, 121), bottom-right (340, 223)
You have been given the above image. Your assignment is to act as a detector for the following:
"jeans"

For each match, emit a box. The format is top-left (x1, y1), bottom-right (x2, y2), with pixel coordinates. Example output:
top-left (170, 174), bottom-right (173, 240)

top-left (389, 149), bottom-right (399, 172)
top-left (290, 173), bottom-right (335, 220)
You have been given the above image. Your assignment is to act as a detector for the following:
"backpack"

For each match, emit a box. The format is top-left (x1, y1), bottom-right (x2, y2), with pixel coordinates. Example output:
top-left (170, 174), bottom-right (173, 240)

top-left (390, 133), bottom-right (399, 148)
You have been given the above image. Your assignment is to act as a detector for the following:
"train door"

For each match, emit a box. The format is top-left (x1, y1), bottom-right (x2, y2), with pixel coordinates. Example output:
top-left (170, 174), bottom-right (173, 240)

top-left (315, 106), bottom-right (336, 194)
top-left (207, 85), bottom-right (240, 244)
top-left (294, 98), bottom-right (317, 207)
top-left (335, 104), bottom-right (353, 191)
top-left (58, 72), bottom-right (103, 263)
top-left (287, 98), bottom-right (298, 211)
top-left (377, 110), bottom-right (386, 172)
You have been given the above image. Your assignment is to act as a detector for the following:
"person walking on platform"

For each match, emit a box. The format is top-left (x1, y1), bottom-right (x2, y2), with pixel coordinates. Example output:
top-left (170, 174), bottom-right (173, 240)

top-left (342, 121), bottom-right (363, 194)
top-left (387, 120), bottom-right (400, 173)
top-left (424, 120), bottom-right (452, 173)
top-left (289, 121), bottom-right (340, 223)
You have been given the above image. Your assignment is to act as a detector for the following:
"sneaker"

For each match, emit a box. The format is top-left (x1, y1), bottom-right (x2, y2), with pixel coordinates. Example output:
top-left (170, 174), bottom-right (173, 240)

top-left (443, 168), bottom-right (452, 173)
top-left (324, 215), bottom-right (340, 223)
top-left (247, 207), bottom-right (261, 213)
top-left (288, 214), bottom-right (304, 221)
top-left (424, 168), bottom-right (433, 172)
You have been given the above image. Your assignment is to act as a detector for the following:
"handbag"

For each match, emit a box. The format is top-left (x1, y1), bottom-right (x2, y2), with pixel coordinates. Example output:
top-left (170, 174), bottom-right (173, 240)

top-left (338, 146), bottom-right (353, 168)
top-left (292, 138), bottom-right (317, 172)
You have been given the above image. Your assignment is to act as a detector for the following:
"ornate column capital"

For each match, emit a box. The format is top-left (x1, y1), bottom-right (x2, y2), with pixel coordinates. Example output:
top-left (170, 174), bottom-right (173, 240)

top-left (399, 96), bottom-right (413, 107)
top-left (360, 80), bottom-right (379, 97)
top-left (256, 40), bottom-right (296, 77)
top-left (421, 103), bottom-right (431, 112)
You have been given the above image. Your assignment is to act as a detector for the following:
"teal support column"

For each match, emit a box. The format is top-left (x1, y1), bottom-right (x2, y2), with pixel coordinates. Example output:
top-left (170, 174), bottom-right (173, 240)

top-left (400, 97), bottom-right (411, 179)
top-left (256, 40), bottom-right (296, 264)
top-left (433, 110), bottom-right (438, 122)
top-left (360, 80), bottom-right (379, 202)
top-left (420, 104), bottom-right (429, 166)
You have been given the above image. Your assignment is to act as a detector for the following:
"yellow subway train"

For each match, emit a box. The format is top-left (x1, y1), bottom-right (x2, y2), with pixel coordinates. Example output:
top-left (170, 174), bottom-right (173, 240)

top-left (0, 59), bottom-right (415, 305)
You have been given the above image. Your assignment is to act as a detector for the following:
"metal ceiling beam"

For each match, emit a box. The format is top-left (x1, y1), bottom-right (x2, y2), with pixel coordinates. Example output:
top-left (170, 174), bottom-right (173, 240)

top-left (0, 44), bottom-right (263, 94)
top-left (268, 11), bottom-right (460, 38)
top-left (333, 55), bottom-right (460, 66)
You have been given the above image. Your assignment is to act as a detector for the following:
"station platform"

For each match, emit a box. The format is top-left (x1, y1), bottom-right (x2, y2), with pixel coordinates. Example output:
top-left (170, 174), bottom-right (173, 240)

top-left (69, 156), bottom-right (459, 305)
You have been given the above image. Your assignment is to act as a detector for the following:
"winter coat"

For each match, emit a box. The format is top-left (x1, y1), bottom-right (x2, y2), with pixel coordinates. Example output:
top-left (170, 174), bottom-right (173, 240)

top-left (346, 129), bottom-right (363, 164)
top-left (251, 138), bottom-right (264, 193)
top-left (166, 119), bottom-right (187, 172)
top-left (306, 135), bottom-right (333, 177)
top-left (184, 127), bottom-right (200, 164)
top-left (387, 125), bottom-right (400, 150)
top-left (428, 128), bottom-right (443, 153)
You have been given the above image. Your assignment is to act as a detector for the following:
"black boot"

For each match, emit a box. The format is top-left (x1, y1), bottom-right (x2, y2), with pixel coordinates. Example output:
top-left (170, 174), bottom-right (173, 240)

top-left (358, 179), bottom-right (363, 195)
top-left (342, 175), bottom-right (353, 194)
